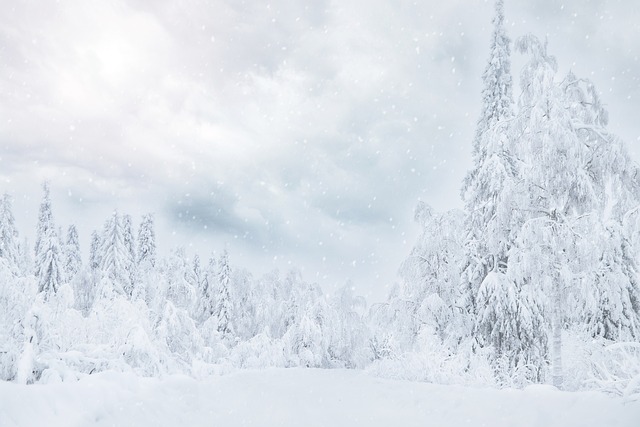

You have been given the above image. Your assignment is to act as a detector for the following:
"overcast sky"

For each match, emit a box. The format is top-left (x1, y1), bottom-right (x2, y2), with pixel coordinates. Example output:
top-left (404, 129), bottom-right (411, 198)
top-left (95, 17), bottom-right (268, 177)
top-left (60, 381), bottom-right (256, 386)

top-left (0, 0), bottom-right (638, 301)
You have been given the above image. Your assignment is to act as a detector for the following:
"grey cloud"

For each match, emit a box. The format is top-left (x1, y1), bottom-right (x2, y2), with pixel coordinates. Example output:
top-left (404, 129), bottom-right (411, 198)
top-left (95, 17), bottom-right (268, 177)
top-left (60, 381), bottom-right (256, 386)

top-left (0, 0), bottom-right (638, 301)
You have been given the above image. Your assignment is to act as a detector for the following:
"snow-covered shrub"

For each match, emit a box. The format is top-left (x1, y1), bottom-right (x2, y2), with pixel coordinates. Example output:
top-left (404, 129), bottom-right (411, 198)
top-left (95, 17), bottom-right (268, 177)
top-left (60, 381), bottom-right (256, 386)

top-left (228, 330), bottom-right (286, 369)
top-left (585, 341), bottom-right (640, 401)
top-left (367, 328), bottom-right (494, 387)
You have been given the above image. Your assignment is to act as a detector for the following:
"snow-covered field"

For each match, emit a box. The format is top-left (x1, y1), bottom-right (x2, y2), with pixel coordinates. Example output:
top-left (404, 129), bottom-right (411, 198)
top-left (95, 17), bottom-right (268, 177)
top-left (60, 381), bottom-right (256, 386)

top-left (1, 369), bottom-right (638, 427)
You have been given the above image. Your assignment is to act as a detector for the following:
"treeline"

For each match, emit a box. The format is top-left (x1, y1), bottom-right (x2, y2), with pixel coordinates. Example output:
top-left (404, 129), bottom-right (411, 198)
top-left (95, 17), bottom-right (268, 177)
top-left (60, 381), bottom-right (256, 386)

top-left (0, 184), bottom-right (373, 382)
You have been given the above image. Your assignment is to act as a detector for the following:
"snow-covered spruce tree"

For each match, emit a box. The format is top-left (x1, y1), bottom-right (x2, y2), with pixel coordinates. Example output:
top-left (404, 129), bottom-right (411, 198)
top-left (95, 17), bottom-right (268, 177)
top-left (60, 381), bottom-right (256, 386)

top-left (460, 0), bottom-right (517, 299)
top-left (34, 184), bottom-right (65, 300)
top-left (216, 249), bottom-right (234, 338)
top-left (460, 2), bottom-right (533, 378)
top-left (63, 225), bottom-right (82, 280)
top-left (97, 211), bottom-right (129, 298)
top-left (454, 1), bottom-right (547, 385)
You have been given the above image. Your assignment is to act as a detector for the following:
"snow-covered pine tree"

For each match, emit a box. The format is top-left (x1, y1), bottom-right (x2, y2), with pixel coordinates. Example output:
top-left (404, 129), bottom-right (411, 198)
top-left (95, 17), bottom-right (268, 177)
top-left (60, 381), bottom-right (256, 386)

top-left (216, 249), bottom-right (234, 338)
top-left (0, 193), bottom-right (20, 273)
top-left (63, 225), bottom-right (82, 280)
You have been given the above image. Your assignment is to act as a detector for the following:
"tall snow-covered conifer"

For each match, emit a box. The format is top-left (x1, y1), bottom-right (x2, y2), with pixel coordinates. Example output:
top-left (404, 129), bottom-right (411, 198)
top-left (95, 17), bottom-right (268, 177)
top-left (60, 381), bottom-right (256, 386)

top-left (459, 1), bottom-right (545, 382)
top-left (461, 0), bottom-right (517, 309)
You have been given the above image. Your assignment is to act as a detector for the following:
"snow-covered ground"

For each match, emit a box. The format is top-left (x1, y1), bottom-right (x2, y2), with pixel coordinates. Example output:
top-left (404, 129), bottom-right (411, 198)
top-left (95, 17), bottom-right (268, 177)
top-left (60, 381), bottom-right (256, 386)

top-left (1, 369), bottom-right (638, 427)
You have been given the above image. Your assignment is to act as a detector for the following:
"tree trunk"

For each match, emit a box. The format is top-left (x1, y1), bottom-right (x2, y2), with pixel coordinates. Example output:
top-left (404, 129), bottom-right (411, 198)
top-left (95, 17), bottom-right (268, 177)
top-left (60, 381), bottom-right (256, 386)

top-left (551, 280), bottom-right (563, 389)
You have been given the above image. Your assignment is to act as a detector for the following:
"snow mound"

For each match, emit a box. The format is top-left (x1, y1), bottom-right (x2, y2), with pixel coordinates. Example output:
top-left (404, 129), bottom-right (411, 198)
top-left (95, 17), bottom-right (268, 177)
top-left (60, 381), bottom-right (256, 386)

top-left (1, 368), bottom-right (638, 427)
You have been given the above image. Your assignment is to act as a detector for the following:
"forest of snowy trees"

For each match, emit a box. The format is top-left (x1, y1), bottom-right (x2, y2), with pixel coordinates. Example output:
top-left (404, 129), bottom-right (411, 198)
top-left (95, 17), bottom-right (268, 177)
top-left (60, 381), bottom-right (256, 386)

top-left (0, 1), bottom-right (638, 398)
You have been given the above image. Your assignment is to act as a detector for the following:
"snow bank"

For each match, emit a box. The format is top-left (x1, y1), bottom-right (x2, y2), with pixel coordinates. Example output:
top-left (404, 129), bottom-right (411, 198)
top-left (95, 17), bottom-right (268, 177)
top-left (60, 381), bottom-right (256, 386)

top-left (1, 368), bottom-right (638, 427)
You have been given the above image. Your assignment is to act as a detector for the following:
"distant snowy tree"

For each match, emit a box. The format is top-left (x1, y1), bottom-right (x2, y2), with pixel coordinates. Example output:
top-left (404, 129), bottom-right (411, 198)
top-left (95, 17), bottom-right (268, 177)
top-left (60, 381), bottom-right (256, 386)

top-left (137, 213), bottom-right (156, 268)
top-left (16, 237), bottom-right (32, 278)
top-left (400, 203), bottom-right (466, 344)
top-left (89, 231), bottom-right (101, 272)
top-left (97, 211), bottom-right (129, 297)
top-left (121, 214), bottom-right (137, 296)
top-left (296, 311), bottom-right (325, 367)
top-left (328, 284), bottom-right (370, 368)
top-left (154, 299), bottom-right (203, 366)
top-left (165, 247), bottom-right (197, 311)
top-left (63, 225), bottom-right (82, 280)
top-left (216, 250), bottom-right (234, 338)
top-left (34, 185), bottom-right (65, 300)
top-left (0, 194), bottom-right (21, 276)
top-left (132, 214), bottom-right (156, 303)
top-left (231, 268), bottom-right (256, 341)
top-left (197, 255), bottom-right (217, 323)
top-left (188, 254), bottom-right (204, 318)
top-left (34, 183), bottom-right (53, 273)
